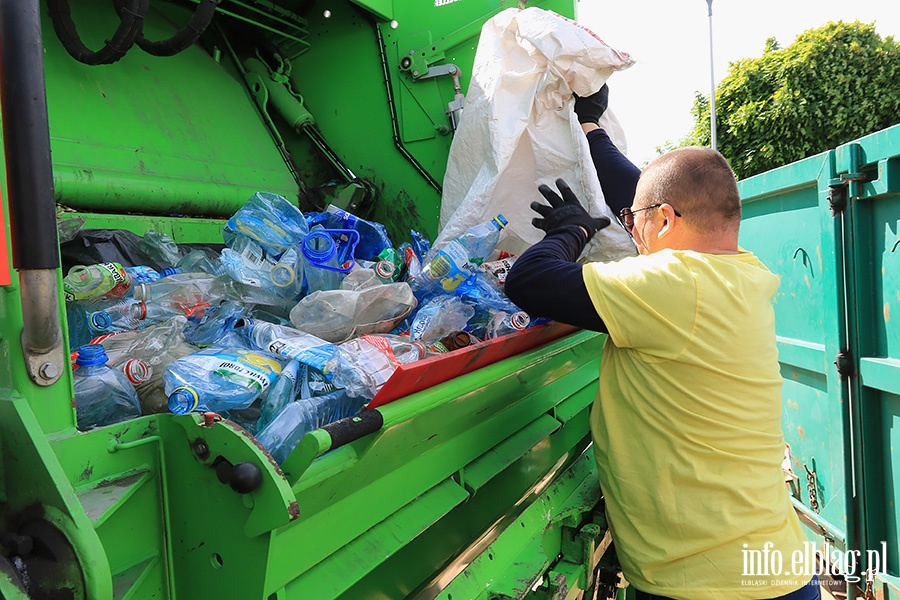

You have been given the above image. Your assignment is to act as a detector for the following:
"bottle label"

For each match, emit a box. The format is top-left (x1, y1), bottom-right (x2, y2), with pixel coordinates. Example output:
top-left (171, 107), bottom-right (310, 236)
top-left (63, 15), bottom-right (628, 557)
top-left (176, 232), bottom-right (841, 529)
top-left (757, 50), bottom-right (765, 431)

top-left (192, 350), bottom-right (282, 393)
top-left (267, 338), bottom-right (337, 378)
top-left (479, 257), bottom-right (516, 285)
top-left (430, 240), bottom-right (476, 292)
top-left (64, 262), bottom-right (131, 302)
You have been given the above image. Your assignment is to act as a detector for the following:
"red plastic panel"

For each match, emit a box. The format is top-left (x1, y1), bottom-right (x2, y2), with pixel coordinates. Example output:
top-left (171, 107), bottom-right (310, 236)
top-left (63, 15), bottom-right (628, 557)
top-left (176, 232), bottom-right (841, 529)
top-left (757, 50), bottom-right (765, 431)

top-left (367, 322), bottom-right (579, 410)
top-left (0, 195), bottom-right (9, 285)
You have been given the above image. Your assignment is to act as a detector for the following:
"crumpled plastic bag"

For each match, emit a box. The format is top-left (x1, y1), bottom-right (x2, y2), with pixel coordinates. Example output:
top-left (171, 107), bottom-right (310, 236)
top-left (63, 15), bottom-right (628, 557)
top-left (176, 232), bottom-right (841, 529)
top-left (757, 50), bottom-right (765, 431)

top-left (437, 7), bottom-right (637, 262)
top-left (289, 270), bottom-right (416, 343)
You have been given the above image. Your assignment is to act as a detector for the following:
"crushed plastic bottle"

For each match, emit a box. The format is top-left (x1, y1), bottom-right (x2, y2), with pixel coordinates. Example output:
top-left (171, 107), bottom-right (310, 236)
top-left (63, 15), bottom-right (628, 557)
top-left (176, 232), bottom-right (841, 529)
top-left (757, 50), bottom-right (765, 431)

top-left (417, 215), bottom-right (508, 293)
top-left (67, 298), bottom-right (143, 350)
top-left (236, 318), bottom-right (339, 378)
top-left (334, 334), bottom-right (426, 398)
top-left (256, 389), bottom-right (368, 464)
top-left (125, 265), bottom-right (166, 286)
top-left (258, 359), bottom-right (300, 430)
top-left (140, 230), bottom-right (183, 267)
top-left (485, 310), bottom-right (532, 339)
top-left (131, 273), bottom-right (227, 317)
top-left (165, 344), bottom-right (283, 414)
top-left (225, 191), bottom-right (309, 257)
top-left (73, 344), bottom-right (142, 430)
top-left (57, 214), bottom-right (86, 243)
top-left (117, 358), bottom-right (154, 385)
top-left (269, 247), bottom-right (304, 299)
top-left (182, 300), bottom-right (246, 347)
top-left (63, 262), bottom-right (133, 302)
top-left (324, 204), bottom-right (393, 261)
top-left (289, 270), bottom-right (416, 343)
top-left (176, 249), bottom-right (225, 276)
top-left (410, 295), bottom-right (475, 343)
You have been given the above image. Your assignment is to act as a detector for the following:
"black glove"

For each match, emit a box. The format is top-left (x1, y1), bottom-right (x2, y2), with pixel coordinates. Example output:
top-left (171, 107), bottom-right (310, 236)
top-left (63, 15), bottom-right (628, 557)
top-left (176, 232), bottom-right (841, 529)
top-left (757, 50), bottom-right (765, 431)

top-left (573, 83), bottom-right (609, 124)
top-left (531, 178), bottom-right (611, 240)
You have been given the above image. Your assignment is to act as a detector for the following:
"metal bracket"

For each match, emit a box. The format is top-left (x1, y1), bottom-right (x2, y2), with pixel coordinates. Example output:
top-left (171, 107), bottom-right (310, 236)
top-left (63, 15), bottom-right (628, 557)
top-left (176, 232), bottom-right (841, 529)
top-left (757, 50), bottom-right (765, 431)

top-left (834, 349), bottom-right (855, 380)
top-left (827, 180), bottom-right (848, 216)
top-left (402, 63), bottom-right (466, 132)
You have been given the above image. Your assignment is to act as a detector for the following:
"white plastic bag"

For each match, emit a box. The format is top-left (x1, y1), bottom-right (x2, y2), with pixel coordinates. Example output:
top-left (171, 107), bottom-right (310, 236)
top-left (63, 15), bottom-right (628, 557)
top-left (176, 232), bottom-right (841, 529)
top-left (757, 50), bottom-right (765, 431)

top-left (437, 7), bottom-right (637, 262)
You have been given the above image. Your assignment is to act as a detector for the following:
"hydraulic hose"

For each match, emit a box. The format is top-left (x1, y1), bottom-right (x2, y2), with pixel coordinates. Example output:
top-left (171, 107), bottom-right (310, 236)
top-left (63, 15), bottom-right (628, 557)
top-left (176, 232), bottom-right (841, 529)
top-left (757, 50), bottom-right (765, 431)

top-left (134, 0), bottom-right (221, 57)
top-left (47, 0), bottom-right (149, 65)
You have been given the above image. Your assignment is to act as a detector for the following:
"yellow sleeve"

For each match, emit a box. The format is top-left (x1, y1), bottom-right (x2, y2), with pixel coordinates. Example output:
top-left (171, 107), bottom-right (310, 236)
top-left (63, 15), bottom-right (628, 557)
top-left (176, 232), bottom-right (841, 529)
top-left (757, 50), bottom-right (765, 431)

top-left (581, 252), bottom-right (697, 358)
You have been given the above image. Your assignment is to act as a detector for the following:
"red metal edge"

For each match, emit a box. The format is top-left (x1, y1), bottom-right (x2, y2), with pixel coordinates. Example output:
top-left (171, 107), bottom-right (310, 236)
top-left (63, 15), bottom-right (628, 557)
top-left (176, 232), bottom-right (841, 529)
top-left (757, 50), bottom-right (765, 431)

top-left (366, 321), bottom-right (580, 410)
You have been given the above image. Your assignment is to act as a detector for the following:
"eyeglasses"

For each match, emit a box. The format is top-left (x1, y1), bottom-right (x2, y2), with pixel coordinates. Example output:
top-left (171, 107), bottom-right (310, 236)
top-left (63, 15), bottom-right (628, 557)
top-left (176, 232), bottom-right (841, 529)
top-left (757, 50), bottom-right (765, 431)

top-left (618, 204), bottom-right (682, 232)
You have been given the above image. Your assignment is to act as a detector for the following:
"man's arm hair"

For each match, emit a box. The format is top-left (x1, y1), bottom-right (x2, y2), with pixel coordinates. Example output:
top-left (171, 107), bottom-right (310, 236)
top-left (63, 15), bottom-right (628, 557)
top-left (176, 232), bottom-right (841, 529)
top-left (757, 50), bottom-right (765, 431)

top-left (504, 225), bottom-right (608, 332)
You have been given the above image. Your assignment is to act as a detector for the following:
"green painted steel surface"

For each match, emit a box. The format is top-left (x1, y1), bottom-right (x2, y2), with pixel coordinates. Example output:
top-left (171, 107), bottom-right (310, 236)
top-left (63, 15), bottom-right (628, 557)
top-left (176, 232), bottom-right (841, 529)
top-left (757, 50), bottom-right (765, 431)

top-left (738, 123), bottom-right (900, 599)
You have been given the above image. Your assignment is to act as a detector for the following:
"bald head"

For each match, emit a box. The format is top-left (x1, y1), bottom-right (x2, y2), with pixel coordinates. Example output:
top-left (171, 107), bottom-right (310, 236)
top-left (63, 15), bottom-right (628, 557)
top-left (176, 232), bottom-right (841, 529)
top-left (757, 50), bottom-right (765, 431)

top-left (636, 147), bottom-right (741, 235)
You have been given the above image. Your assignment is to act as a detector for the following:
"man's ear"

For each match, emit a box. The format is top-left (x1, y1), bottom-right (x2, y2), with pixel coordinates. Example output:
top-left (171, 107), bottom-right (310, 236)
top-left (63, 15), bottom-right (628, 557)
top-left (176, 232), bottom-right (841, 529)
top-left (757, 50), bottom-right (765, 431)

top-left (657, 203), bottom-right (679, 239)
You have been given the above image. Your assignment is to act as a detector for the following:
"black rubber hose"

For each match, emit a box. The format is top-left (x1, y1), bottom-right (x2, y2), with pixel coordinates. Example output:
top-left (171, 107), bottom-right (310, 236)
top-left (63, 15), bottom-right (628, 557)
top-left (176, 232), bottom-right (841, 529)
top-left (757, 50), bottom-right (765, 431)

top-left (0, 0), bottom-right (61, 269)
top-left (134, 0), bottom-right (220, 57)
top-left (46, 0), bottom-right (149, 66)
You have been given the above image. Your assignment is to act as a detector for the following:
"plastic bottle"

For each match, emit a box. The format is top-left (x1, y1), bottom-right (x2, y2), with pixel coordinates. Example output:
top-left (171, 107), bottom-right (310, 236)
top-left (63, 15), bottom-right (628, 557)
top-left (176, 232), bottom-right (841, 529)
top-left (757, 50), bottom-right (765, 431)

top-left (256, 389), bottom-right (368, 464)
top-left (258, 359), bottom-right (300, 430)
top-left (334, 334), bottom-right (426, 398)
top-left (324, 204), bottom-right (393, 261)
top-left (426, 331), bottom-right (477, 355)
top-left (267, 246), bottom-right (303, 298)
top-left (72, 344), bottom-right (142, 430)
top-left (164, 345), bottom-right (283, 414)
top-left (236, 318), bottom-right (339, 377)
top-left (302, 227), bottom-right (358, 293)
top-left (117, 358), bottom-right (154, 385)
top-left (67, 298), bottom-right (144, 350)
top-left (124, 266), bottom-right (162, 286)
top-left (418, 215), bottom-right (508, 292)
top-left (131, 273), bottom-right (226, 316)
top-left (225, 191), bottom-right (309, 257)
top-left (182, 300), bottom-right (246, 347)
top-left (176, 249), bottom-right (225, 276)
top-left (409, 295), bottom-right (475, 342)
top-left (485, 310), bottom-right (532, 338)
top-left (139, 230), bottom-right (182, 267)
top-left (57, 215), bottom-right (85, 244)
top-left (63, 262), bottom-right (133, 302)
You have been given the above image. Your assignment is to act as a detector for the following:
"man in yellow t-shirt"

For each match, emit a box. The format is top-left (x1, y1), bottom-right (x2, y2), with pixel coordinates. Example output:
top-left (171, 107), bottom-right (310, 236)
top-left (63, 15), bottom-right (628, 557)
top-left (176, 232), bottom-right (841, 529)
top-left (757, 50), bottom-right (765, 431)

top-left (505, 147), bottom-right (818, 600)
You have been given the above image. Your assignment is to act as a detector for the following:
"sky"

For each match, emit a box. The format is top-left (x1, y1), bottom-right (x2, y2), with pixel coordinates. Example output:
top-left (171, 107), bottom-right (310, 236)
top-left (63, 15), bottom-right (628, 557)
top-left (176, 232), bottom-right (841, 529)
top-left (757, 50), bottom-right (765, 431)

top-left (575, 0), bottom-right (900, 166)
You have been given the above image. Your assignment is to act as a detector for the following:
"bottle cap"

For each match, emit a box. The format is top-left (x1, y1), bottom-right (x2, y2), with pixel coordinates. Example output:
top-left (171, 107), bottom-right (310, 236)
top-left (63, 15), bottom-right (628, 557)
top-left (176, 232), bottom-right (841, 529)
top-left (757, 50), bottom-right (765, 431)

top-left (510, 311), bottom-right (531, 330)
top-left (89, 311), bottom-right (113, 331)
top-left (122, 358), bottom-right (153, 384)
top-left (76, 344), bottom-right (109, 367)
top-left (374, 260), bottom-right (396, 282)
top-left (492, 214), bottom-right (509, 230)
top-left (301, 231), bottom-right (337, 264)
top-left (168, 387), bottom-right (199, 414)
top-left (160, 267), bottom-right (180, 277)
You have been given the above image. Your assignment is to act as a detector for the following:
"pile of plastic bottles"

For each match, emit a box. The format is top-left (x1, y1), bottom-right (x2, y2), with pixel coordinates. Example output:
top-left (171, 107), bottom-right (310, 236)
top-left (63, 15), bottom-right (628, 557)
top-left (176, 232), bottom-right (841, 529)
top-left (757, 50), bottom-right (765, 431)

top-left (65, 192), bottom-right (537, 463)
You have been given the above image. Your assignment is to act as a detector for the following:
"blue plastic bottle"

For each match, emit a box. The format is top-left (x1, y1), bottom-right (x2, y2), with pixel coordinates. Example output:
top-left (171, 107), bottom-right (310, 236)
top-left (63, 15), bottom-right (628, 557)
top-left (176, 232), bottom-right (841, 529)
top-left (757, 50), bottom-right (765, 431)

top-left (258, 359), bottom-right (300, 430)
top-left (67, 299), bottom-right (144, 350)
top-left (73, 344), bottom-right (142, 431)
top-left (324, 204), bottom-right (393, 261)
top-left (256, 389), bottom-right (368, 464)
top-left (419, 215), bottom-right (508, 292)
top-left (301, 227), bottom-right (359, 293)
top-left (164, 345), bottom-right (283, 414)
top-left (225, 191), bottom-right (310, 257)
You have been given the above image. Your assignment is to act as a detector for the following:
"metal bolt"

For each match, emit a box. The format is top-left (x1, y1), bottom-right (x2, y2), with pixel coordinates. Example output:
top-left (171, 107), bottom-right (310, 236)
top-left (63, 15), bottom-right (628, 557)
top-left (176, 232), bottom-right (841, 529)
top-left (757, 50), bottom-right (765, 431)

top-left (39, 362), bottom-right (59, 380)
top-left (413, 70), bottom-right (419, 77)
top-left (192, 438), bottom-right (210, 460)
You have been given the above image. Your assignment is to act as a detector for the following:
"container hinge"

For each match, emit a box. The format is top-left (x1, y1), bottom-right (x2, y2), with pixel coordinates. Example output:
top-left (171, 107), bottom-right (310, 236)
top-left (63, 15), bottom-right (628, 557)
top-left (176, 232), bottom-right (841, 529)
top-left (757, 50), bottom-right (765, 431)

top-left (804, 463), bottom-right (820, 514)
top-left (827, 181), bottom-right (848, 216)
top-left (834, 349), bottom-right (855, 379)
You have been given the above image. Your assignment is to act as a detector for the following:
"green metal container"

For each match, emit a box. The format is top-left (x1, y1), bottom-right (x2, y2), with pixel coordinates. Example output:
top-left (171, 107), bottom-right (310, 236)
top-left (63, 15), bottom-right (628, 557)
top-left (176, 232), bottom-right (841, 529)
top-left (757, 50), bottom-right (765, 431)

top-left (738, 123), bottom-right (900, 599)
top-left (0, 1), bottom-right (618, 598)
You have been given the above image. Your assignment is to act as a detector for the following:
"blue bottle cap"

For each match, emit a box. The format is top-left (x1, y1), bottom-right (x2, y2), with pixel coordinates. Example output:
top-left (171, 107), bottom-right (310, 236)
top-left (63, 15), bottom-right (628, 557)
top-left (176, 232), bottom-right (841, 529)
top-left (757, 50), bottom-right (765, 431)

top-left (160, 266), bottom-right (180, 277)
top-left (89, 311), bottom-right (113, 331)
top-left (168, 387), bottom-right (199, 414)
top-left (301, 231), bottom-right (337, 264)
top-left (492, 214), bottom-right (509, 230)
top-left (76, 344), bottom-right (109, 367)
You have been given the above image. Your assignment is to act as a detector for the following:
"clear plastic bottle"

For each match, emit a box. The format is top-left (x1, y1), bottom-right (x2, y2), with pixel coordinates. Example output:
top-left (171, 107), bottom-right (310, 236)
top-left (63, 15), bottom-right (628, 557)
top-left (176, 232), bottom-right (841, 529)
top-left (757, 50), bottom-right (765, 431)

top-left (418, 215), bottom-right (508, 292)
top-left (67, 298), bottom-right (144, 350)
top-left (301, 227), bottom-right (357, 293)
top-left (131, 273), bottom-right (226, 315)
top-left (409, 295), bottom-right (475, 343)
top-left (63, 262), bottom-right (133, 302)
top-left (324, 204), bottom-right (393, 261)
top-left (176, 249), bottom-right (225, 276)
top-left (269, 247), bottom-right (304, 299)
top-left (139, 230), bottom-right (183, 267)
top-left (225, 191), bottom-right (309, 257)
top-left (164, 345), bottom-right (283, 414)
top-left (73, 344), bottom-right (142, 430)
top-left (258, 359), bottom-right (300, 430)
top-left (256, 389), bottom-right (368, 464)
top-left (182, 300), bottom-right (247, 347)
top-left (117, 358), bottom-right (154, 385)
top-left (236, 318), bottom-right (339, 377)
top-left (485, 310), bottom-right (532, 339)
top-left (334, 334), bottom-right (426, 398)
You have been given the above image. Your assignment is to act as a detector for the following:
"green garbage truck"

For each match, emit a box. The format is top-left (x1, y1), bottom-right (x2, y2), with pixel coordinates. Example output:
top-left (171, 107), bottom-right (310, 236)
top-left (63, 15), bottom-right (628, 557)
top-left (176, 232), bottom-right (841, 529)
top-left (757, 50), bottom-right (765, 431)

top-left (1, 0), bottom-right (899, 599)
top-left (0, 1), bottom-right (618, 598)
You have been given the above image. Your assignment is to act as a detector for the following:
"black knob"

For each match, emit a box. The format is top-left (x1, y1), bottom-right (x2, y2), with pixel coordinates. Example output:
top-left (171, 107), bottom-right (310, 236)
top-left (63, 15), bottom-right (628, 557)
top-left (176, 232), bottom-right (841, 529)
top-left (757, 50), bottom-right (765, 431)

top-left (230, 462), bottom-right (262, 494)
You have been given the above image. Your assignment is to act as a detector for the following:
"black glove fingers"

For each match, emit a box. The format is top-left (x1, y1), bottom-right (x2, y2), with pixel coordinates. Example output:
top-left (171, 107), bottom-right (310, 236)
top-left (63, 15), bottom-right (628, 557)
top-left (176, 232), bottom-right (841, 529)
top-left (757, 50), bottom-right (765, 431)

top-left (532, 217), bottom-right (545, 229)
top-left (554, 178), bottom-right (580, 206)
top-left (538, 184), bottom-right (565, 208)
top-left (530, 201), bottom-right (553, 217)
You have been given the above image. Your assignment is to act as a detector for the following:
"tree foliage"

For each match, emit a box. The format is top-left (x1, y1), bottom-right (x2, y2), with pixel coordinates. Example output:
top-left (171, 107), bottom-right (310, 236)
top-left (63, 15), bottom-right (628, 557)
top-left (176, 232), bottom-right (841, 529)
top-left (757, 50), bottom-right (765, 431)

top-left (684, 21), bottom-right (900, 179)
